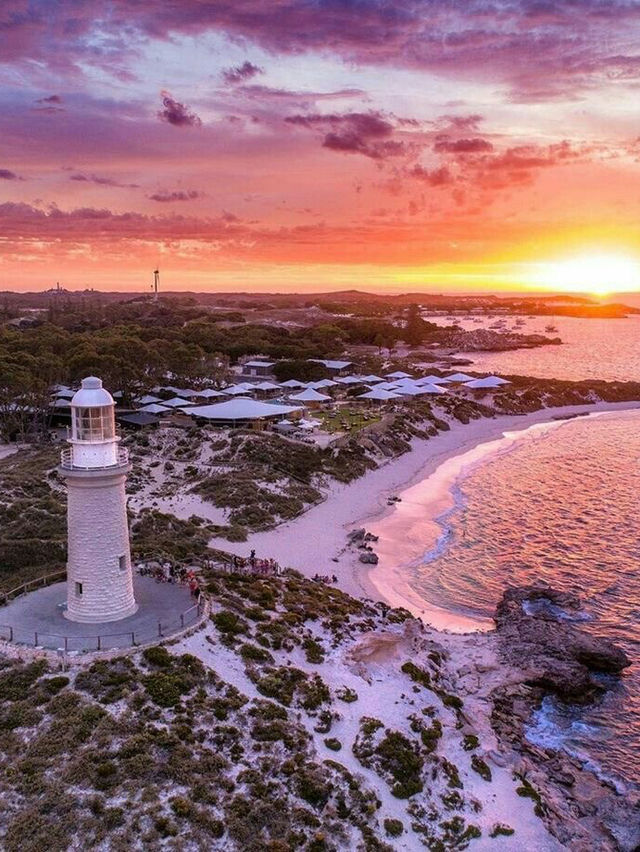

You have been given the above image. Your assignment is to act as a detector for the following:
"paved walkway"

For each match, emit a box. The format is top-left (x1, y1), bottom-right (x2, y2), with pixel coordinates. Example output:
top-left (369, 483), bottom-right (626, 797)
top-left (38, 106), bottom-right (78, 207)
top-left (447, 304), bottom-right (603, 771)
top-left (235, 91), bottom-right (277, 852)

top-left (0, 575), bottom-right (197, 651)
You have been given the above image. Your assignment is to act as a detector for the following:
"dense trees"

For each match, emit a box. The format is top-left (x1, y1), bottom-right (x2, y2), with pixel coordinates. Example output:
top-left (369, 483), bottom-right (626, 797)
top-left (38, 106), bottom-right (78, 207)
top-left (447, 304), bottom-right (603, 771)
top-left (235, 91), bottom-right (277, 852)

top-left (0, 296), bottom-right (446, 440)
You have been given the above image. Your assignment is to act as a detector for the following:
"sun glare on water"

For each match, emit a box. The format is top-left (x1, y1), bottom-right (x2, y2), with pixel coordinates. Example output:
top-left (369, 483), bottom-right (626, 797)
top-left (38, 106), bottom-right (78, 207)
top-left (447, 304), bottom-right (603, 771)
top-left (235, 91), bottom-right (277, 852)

top-left (528, 253), bottom-right (640, 297)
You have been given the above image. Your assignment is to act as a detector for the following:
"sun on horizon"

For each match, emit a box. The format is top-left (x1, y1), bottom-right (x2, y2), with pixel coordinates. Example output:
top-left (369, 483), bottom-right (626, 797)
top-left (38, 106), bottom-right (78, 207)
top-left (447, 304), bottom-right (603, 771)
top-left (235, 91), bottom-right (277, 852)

top-left (522, 253), bottom-right (640, 298)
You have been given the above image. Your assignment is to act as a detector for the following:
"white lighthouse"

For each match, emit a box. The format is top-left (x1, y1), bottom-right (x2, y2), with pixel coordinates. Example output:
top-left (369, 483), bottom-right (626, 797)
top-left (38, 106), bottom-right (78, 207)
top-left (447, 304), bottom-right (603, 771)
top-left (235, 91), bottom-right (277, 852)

top-left (58, 376), bottom-right (137, 623)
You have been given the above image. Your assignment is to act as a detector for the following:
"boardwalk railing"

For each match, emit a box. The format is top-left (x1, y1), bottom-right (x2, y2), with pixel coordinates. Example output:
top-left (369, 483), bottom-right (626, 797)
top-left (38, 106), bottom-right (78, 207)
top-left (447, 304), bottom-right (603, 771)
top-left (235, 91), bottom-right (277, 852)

top-left (0, 599), bottom-right (205, 652)
top-left (1, 571), bottom-right (67, 606)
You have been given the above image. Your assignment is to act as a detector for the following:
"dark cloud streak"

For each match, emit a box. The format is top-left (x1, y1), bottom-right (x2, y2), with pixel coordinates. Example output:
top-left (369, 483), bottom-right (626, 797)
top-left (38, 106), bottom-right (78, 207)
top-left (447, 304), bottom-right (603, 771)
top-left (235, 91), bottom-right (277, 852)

top-left (157, 91), bottom-right (202, 127)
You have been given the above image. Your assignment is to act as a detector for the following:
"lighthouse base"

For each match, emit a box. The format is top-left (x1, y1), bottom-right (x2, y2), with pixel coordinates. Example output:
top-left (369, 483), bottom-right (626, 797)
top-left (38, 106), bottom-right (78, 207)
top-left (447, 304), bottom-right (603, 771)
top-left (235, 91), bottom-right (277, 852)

top-left (0, 575), bottom-right (196, 651)
top-left (64, 599), bottom-right (139, 624)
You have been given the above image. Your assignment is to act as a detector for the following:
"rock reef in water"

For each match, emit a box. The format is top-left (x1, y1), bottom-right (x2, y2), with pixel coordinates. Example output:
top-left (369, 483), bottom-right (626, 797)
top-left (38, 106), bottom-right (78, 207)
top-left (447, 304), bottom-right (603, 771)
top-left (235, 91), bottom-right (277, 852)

top-left (494, 584), bottom-right (630, 702)
top-left (488, 583), bottom-right (638, 852)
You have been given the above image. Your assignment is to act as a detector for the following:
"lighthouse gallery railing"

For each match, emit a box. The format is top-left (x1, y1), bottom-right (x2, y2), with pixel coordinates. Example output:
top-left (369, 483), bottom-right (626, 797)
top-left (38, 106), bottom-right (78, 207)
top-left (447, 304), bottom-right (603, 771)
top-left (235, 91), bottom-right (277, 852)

top-left (59, 445), bottom-right (129, 469)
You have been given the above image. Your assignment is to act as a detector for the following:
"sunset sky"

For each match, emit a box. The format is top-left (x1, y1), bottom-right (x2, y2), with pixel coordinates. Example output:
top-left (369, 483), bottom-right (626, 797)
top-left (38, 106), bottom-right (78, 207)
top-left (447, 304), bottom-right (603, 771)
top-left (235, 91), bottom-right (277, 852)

top-left (2, 1), bottom-right (640, 293)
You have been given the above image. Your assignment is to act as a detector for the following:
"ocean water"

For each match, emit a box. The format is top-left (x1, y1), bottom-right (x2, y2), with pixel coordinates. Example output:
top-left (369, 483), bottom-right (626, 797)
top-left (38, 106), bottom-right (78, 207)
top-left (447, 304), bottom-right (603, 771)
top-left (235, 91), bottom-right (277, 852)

top-left (426, 312), bottom-right (640, 382)
top-left (411, 410), bottom-right (640, 791)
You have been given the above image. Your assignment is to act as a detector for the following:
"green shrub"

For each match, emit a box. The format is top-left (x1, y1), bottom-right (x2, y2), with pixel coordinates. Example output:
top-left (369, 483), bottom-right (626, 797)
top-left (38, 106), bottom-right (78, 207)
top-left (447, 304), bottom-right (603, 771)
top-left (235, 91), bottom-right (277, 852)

top-left (336, 686), bottom-right (358, 703)
top-left (0, 660), bottom-right (48, 702)
top-left (463, 733), bottom-right (479, 751)
top-left (441, 693), bottom-right (464, 710)
top-left (143, 645), bottom-right (172, 667)
top-left (155, 816), bottom-right (178, 837)
top-left (302, 637), bottom-right (325, 664)
top-left (212, 610), bottom-right (249, 639)
top-left (248, 700), bottom-right (288, 721)
top-left (400, 661), bottom-right (430, 688)
top-left (471, 754), bottom-right (492, 782)
top-left (442, 758), bottom-right (463, 789)
top-left (170, 796), bottom-right (193, 818)
top-left (298, 674), bottom-right (331, 711)
top-left (144, 673), bottom-right (185, 707)
top-left (324, 738), bottom-right (341, 751)
top-left (42, 676), bottom-right (69, 694)
top-left (239, 643), bottom-right (274, 664)
top-left (296, 768), bottom-right (332, 808)
top-left (384, 818), bottom-right (404, 837)
top-left (375, 731), bottom-right (424, 799)
top-left (420, 718), bottom-right (442, 753)
top-left (75, 657), bottom-right (138, 704)
top-left (254, 666), bottom-right (307, 706)
top-left (490, 824), bottom-right (515, 837)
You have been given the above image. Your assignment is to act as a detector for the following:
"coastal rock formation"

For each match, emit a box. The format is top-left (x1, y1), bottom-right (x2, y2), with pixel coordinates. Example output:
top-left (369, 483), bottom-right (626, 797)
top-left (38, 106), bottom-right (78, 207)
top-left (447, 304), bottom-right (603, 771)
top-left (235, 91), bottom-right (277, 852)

top-left (358, 551), bottom-right (379, 564)
top-left (494, 584), bottom-right (630, 702)
top-left (434, 327), bottom-right (562, 351)
top-left (488, 583), bottom-right (638, 851)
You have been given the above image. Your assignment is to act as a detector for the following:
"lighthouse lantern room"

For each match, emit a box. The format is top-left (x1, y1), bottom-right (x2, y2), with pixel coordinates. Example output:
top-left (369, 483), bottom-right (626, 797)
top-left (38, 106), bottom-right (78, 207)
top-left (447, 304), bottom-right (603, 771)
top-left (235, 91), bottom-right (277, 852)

top-left (58, 376), bottom-right (137, 623)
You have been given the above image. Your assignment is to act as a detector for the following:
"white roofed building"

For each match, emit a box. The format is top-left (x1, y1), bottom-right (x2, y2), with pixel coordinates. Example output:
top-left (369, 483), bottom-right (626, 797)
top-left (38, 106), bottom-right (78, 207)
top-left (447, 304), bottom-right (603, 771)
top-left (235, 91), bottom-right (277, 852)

top-left (445, 372), bottom-right (474, 382)
top-left (288, 388), bottom-right (332, 408)
top-left (308, 358), bottom-right (352, 375)
top-left (464, 376), bottom-right (511, 389)
top-left (185, 398), bottom-right (303, 429)
top-left (242, 359), bottom-right (276, 378)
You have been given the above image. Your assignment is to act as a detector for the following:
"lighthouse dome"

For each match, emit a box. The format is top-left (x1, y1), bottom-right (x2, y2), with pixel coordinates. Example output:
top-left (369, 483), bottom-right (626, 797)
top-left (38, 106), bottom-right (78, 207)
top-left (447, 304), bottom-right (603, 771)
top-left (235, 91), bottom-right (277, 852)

top-left (71, 376), bottom-right (114, 409)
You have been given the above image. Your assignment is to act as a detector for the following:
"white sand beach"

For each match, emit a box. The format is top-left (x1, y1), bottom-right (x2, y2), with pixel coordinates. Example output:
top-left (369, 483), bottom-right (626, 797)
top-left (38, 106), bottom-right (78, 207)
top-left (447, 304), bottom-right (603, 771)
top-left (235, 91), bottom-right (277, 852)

top-left (212, 400), bottom-right (640, 629)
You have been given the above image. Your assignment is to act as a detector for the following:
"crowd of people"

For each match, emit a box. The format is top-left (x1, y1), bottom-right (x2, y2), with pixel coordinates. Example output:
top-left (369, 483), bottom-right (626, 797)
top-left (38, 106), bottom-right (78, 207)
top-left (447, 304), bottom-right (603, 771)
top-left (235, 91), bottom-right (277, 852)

top-left (228, 551), bottom-right (281, 576)
top-left (312, 573), bottom-right (338, 584)
top-left (136, 561), bottom-right (201, 599)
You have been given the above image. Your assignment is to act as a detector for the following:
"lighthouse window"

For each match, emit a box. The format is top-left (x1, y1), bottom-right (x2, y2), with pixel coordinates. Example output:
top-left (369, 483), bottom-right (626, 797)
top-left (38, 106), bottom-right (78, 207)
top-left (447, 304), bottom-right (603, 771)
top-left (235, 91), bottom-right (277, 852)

top-left (119, 555), bottom-right (127, 571)
top-left (74, 406), bottom-right (115, 441)
top-left (75, 582), bottom-right (83, 596)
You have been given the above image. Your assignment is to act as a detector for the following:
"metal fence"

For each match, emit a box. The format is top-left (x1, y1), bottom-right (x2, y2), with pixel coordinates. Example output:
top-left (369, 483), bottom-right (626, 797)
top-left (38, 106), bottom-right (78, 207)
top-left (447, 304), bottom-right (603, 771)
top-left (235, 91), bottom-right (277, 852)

top-left (1, 571), bottom-right (67, 606)
top-left (0, 600), bottom-right (205, 652)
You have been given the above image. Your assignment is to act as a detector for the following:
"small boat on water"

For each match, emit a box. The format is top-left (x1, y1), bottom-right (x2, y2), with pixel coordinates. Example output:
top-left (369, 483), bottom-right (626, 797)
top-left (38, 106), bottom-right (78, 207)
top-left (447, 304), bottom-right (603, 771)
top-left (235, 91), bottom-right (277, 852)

top-left (545, 323), bottom-right (558, 332)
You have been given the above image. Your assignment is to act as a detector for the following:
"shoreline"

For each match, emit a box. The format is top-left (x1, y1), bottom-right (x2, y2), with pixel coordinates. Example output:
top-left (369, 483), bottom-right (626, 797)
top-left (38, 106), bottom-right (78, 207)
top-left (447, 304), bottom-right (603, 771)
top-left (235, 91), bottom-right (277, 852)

top-left (215, 399), bottom-right (640, 628)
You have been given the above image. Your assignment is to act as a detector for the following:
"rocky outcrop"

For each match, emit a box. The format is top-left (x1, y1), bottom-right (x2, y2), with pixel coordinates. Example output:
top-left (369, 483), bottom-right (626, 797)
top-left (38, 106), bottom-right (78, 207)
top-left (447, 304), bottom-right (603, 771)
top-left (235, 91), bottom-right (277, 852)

top-left (489, 583), bottom-right (638, 851)
top-left (494, 584), bottom-right (630, 702)
top-left (434, 327), bottom-right (562, 351)
top-left (359, 551), bottom-right (378, 564)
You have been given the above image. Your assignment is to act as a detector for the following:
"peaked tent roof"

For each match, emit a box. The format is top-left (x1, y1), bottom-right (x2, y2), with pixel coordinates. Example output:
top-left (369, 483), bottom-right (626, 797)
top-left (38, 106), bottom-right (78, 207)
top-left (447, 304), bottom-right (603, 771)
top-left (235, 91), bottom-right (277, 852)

top-left (309, 379), bottom-right (338, 388)
top-left (160, 397), bottom-right (192, 408)
top-left (335, 375), bottom-right (366, 385)
top-left (394, 385), bottom-right (429, 397)
top-left (374, 381), bottom-right (402, 391)
top-left (358, 388), bottom-right (399, 401)
top-left (288, 388), bottom-right (332, 402)
top-left (385, 371), bottom-right (412, 379)
top-left (445, 372), bottom-right (474, 382)
top-left (415, 375), bottom-right (449, 385)
top-left (255, 381), bottom-right (282, 390)
top-left (139, 402), bottom-right (171, 414)
top-left (224, 384), bottom-right (256, 396)
top-left (280, 379), bottom-right (306, 388)
top-left (416, 383), bottom-right (447, 394)
top-left (195, 388), bottom-right (225, 398)
top-left (464, 376), bottom-right (511, 389)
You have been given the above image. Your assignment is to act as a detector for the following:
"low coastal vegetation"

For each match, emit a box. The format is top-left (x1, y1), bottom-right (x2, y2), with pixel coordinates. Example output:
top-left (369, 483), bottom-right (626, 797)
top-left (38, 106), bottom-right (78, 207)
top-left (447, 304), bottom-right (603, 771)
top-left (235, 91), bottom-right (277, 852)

top-left (0, 569), bottom-right (506, 850)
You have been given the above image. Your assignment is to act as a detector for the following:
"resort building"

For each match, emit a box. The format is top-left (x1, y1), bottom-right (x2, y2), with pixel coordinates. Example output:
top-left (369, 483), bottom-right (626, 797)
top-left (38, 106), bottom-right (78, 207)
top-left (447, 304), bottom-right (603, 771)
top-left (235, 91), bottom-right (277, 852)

top-left (185, 398), bottom-right (303, 429)
top-left (241, 359), bottom-right (276, 378)
top-left (308, 358), bottom-right (353, 375)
